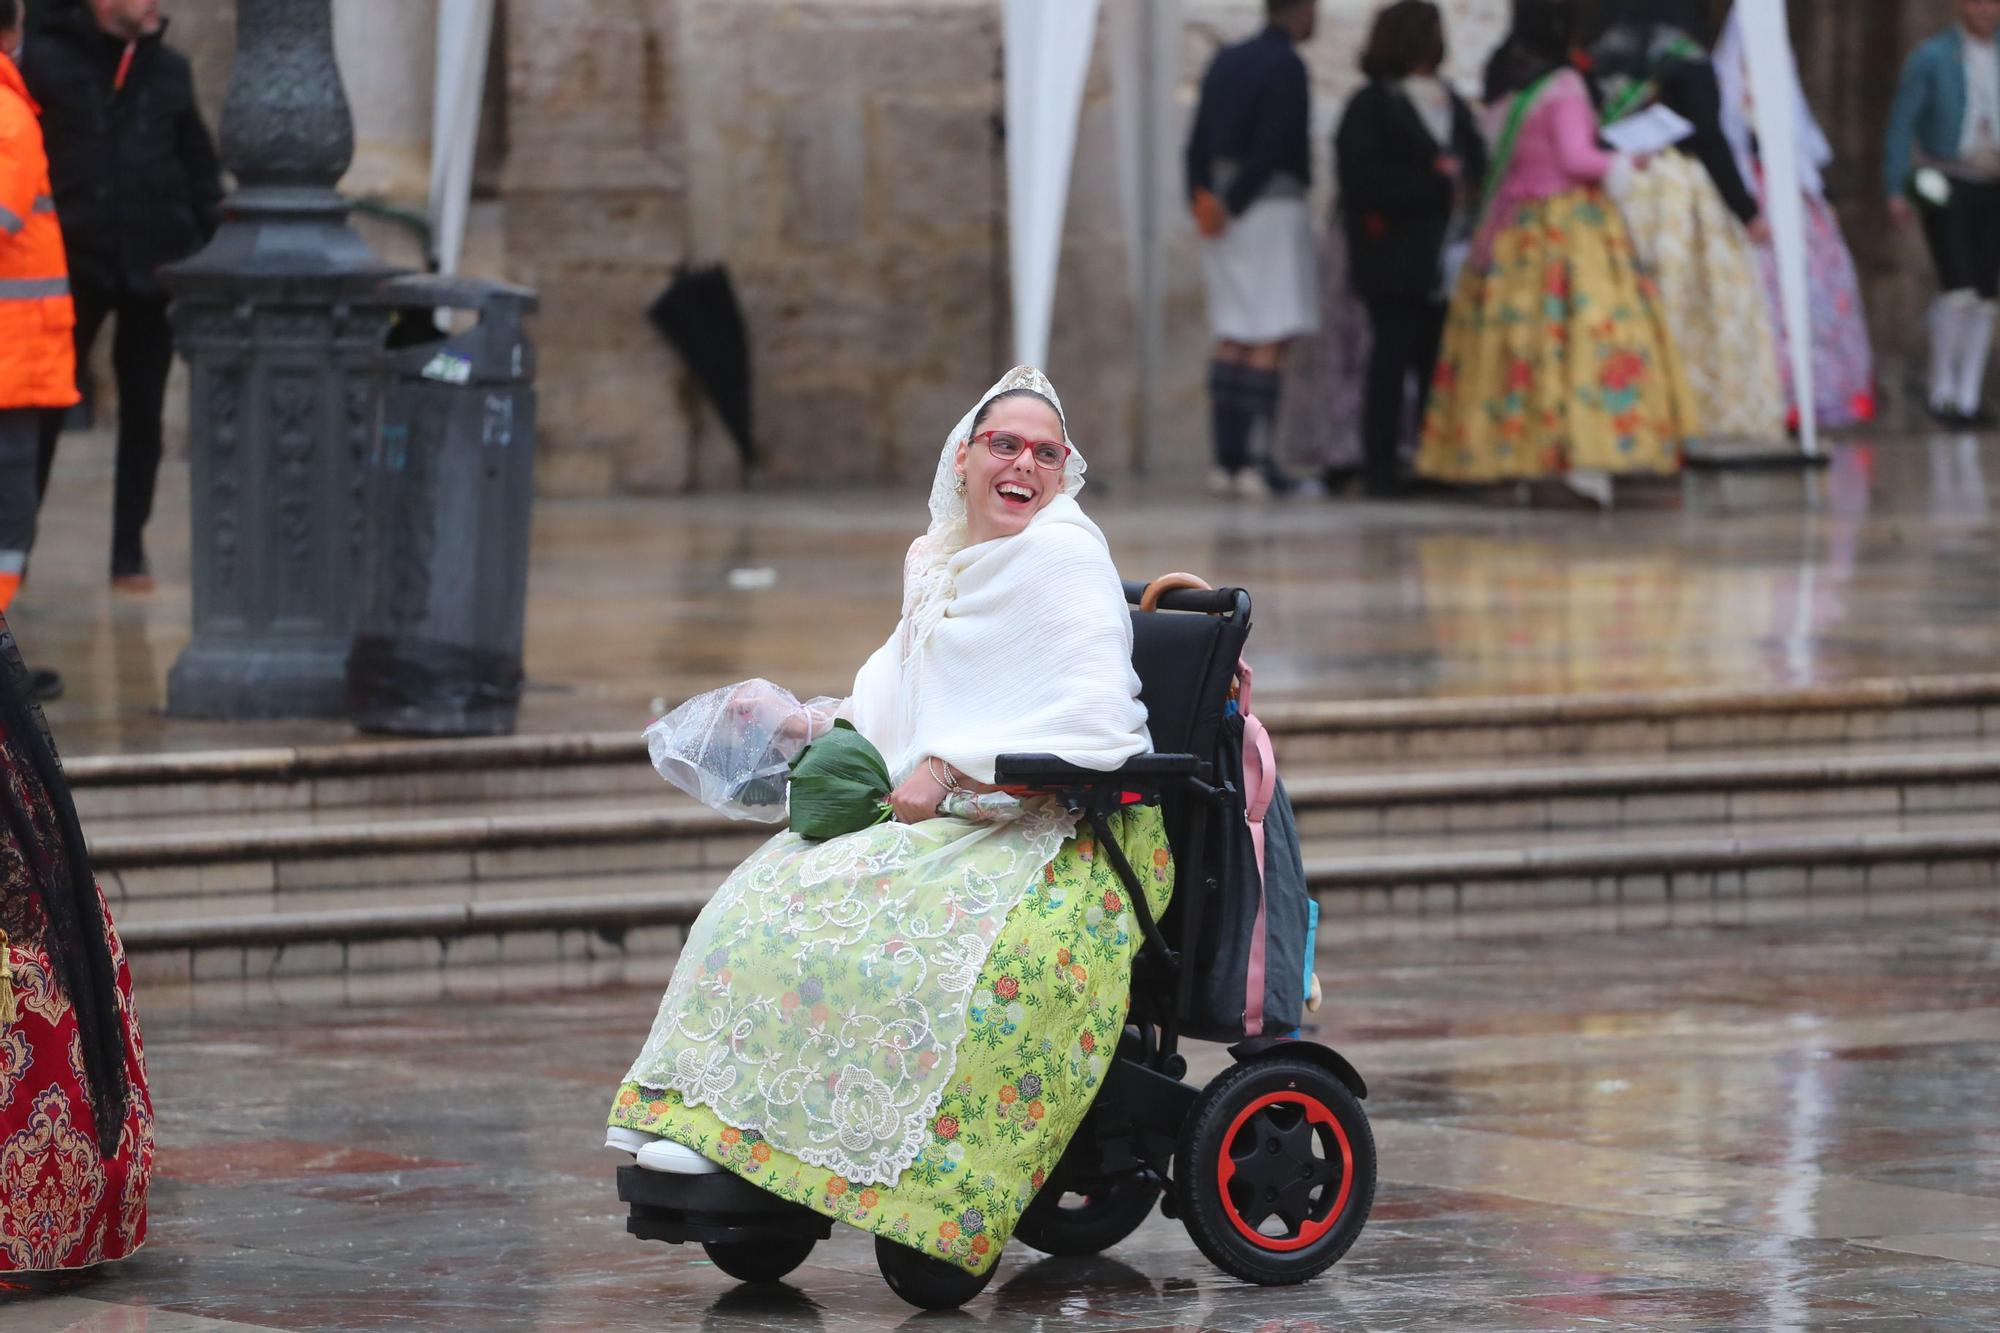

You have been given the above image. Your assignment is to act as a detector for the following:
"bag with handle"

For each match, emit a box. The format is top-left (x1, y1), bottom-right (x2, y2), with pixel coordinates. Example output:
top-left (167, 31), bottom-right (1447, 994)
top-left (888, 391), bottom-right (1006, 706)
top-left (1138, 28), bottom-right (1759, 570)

top-left (1140, 575), bottom-right (1317, 1041)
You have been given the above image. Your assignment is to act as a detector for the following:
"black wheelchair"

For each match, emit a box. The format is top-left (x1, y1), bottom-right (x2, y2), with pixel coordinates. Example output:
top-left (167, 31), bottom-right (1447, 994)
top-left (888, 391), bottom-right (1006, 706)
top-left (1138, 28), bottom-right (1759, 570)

top-left (618, 577), bottom-right (1376, 1310)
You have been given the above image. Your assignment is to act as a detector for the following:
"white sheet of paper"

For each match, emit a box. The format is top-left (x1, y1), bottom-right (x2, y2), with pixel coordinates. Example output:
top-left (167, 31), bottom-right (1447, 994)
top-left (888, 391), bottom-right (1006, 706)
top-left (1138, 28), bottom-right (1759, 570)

top-left (1601, 104), bottom-right (1696, 156)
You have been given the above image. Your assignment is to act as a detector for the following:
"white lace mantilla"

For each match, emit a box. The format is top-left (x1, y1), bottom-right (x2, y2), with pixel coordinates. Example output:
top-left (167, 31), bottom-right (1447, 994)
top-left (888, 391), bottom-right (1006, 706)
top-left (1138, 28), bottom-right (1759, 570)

top-left (624, 800), bottom-right (1076, 1184)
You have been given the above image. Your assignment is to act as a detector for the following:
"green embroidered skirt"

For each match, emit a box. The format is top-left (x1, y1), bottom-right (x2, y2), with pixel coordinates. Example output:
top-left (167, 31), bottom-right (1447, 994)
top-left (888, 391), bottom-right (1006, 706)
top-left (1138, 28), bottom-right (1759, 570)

top-left (608, 803), bottom-right (1172, 1275)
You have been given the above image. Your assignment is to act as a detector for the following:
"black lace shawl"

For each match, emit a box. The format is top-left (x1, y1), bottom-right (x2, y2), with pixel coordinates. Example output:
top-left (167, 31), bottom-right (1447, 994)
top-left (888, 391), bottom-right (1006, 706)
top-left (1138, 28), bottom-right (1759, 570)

top-left (0, 614), bottom-right (127, 1155)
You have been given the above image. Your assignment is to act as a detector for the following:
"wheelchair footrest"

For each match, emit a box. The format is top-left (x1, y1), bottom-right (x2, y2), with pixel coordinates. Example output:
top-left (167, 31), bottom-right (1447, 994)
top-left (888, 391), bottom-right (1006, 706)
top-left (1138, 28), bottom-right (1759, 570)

top-left (618, 1164), bottom-right (833, 1245)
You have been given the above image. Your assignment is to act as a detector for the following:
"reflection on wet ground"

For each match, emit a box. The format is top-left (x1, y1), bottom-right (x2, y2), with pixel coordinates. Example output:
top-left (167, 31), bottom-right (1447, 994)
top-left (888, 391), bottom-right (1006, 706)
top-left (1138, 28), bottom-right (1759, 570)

top-left (7, 914), bottom-right (1999, 1330)
top-left (17, 428), bottom-right (2000, 755)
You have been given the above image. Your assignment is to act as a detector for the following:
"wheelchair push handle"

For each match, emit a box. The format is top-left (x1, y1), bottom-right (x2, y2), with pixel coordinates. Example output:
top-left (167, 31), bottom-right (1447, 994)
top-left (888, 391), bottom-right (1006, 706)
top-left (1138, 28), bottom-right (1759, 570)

top-left (1122, 575), bottom-right (1244, 618)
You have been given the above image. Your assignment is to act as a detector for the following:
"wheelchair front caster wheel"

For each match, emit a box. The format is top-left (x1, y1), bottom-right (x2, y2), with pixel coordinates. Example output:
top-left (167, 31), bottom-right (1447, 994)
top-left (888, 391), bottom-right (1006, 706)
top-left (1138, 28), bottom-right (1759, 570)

top-left (875, 1234), bottom-right (996, 1310)
top-left (702, 1236), bottom-right (816, 1284)
top-left (1174, 1053), bottom-right (1376, 1286)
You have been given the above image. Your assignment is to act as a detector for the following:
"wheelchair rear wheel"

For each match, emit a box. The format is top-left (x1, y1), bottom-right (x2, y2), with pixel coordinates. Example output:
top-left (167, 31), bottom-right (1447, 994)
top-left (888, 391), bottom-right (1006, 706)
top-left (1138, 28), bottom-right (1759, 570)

top-left (702, 1236), bottom-right (817, 1284)
top-left (1174, 1053), bottom-right (1375, 1286)
top-left (875, 1234), bottom-right (998, 1310)
top-left (1014, 1171), bottom-right (1162, 1256)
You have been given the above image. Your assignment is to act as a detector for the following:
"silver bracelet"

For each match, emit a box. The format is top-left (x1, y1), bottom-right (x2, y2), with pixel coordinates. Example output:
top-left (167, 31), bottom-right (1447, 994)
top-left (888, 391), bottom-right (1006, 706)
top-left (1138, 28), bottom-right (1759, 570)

top-left (927, 756), bottom-right (962, 792)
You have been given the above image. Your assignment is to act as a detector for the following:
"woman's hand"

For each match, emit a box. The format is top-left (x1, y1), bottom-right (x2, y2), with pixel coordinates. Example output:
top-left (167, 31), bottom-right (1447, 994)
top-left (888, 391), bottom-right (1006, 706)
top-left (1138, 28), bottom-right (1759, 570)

top-left (887, 762), bottom-right (951, 824)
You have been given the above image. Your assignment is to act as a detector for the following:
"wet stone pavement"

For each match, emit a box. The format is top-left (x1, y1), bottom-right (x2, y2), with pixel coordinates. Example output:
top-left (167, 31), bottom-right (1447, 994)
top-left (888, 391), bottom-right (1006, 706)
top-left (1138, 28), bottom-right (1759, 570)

top-left (22, 428), bottom-right (2000, 756)
top-left (8, 914), bottom-right (2000, 1330)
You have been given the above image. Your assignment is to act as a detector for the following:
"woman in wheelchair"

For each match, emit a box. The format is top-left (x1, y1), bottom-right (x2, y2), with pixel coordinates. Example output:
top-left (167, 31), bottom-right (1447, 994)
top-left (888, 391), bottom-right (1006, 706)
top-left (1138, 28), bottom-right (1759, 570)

top-left (606, 368), bottom-right (1174, 1295)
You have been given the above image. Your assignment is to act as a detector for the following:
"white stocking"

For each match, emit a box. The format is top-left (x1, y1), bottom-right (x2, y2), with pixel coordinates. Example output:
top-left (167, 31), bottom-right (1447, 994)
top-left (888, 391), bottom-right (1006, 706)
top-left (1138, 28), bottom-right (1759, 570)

top-left (1930, 294), bottom-right (1971, 412)
top-left (1954, 300), bottom-right (1997, 415)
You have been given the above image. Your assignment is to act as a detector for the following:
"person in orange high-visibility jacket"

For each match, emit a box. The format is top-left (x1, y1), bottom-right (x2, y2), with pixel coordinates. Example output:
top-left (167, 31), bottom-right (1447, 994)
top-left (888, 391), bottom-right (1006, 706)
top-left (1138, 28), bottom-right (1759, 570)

top-left (0, 0), bottom-right (76, 617)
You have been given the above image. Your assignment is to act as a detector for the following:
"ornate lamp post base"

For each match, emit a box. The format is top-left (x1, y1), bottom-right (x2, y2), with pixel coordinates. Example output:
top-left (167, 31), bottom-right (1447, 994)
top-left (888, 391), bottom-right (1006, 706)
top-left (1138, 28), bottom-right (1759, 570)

top-left (162, 0), bottom-right (401, 718)
top-left (163, 283), bottom-right (393, 719)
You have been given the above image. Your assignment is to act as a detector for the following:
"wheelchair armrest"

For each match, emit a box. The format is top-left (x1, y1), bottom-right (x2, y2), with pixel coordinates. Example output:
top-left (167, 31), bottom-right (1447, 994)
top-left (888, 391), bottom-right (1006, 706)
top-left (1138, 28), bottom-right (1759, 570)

top-left (993, 752), bottom-right (1206, 790)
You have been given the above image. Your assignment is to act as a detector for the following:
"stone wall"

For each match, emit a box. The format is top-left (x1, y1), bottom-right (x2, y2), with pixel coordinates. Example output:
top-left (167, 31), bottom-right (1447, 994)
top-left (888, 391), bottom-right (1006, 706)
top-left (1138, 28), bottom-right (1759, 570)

top-left (138, 0), bottom-right (1953, 496)
top-left (156, 0), bottom-right (1517, 495)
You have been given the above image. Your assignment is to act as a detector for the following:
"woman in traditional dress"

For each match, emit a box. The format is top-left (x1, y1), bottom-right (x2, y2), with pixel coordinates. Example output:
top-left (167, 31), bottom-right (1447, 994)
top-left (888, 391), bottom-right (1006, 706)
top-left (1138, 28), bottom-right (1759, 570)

top-left (606, 367), bottom-right (1167, 1280)
top-left (1714, 4), bottom-right (1877, 430)
top-left (0, 614), bottom-right (153, 1271)
top-left (1417, 0), bottom-right (1696, 505)
top-left (1588, 0), bottom-right (1786, 447)
top-left (1337, 0), bottom-right (1488, 497)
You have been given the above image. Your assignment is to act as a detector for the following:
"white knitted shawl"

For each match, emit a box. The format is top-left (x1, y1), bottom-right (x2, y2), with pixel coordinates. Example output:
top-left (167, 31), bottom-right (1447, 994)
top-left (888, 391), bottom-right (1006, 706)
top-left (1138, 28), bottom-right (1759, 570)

top-left (847, 367), bottom-right (1150, 784)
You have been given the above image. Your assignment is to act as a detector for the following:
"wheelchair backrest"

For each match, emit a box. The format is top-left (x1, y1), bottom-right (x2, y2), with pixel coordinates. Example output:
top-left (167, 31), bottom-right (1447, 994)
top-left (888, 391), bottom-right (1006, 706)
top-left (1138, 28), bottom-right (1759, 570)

top-left (1121, 580), bottom-right (1252, 769)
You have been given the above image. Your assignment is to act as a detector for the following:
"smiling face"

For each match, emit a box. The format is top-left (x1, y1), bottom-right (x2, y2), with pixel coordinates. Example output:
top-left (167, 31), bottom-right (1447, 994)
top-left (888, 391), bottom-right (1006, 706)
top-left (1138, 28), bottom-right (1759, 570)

top-left (954, 394), bottom-right (1066, 546)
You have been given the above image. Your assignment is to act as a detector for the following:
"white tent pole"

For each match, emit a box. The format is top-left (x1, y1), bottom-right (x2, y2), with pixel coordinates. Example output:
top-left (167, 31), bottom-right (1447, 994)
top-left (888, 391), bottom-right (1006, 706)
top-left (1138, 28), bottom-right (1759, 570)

top-left (1110, 0), bottom-right (1180, 473)
top-left (429, 0), bottom-right (495, 276)
top-left (1003, 0), bottom-right (1102, 372)
top-left (1741, 0), bottom-right (1816, 458)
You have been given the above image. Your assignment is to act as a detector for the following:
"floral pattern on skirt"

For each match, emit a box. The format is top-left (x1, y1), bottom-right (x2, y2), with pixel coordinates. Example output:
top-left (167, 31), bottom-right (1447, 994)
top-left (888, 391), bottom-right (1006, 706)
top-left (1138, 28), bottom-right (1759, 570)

top-left (1618, 153), bottom-right (1786, 442)
top-left (0, 891), bottom-right (154, 1272)
top-left (609, 804), bottom-right (1171, 1276)
top-left (1756, 194), bottom-right (1877, 430)
top-left (1417, 186), bottom-right (1697, 483)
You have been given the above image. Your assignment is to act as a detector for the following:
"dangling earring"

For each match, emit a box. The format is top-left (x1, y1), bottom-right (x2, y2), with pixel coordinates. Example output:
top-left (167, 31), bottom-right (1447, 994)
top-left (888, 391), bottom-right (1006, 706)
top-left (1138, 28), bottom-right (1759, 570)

top-left (954, 473), bottom-right (966, 496)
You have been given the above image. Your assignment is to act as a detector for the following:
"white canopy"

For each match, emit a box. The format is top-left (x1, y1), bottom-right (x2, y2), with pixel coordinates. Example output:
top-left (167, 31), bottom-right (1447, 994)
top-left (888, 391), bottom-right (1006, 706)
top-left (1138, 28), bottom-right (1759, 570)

top-left (1002, 0), bottom-right (1103, 373)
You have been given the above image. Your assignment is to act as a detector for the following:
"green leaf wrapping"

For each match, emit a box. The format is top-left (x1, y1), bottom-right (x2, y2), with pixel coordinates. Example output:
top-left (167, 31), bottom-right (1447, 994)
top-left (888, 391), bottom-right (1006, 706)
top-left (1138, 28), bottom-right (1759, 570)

top-left (787, 719), bottom-right (895, 841)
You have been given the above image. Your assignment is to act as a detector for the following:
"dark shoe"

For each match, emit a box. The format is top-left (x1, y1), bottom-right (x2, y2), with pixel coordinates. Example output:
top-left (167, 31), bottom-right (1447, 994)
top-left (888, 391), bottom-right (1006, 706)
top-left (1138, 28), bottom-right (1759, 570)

top-left (111, 542), bottom-right (149, 581)
top-left (1319, 465), bottom-right (1359, 496)
top-left (27, 668), bottom-right (62, 702)
top-left (111, 547), bottom-right (154, 594)
top-left (1927, 400), bottom-right (1972, 428)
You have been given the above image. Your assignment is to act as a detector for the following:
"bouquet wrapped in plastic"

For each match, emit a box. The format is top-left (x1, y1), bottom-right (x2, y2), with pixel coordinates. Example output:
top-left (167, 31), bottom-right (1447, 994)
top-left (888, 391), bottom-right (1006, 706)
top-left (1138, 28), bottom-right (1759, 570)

top-left (786, 720), bottom-right (894, 841)
top-left (644, 679), bottom-right (840, 822)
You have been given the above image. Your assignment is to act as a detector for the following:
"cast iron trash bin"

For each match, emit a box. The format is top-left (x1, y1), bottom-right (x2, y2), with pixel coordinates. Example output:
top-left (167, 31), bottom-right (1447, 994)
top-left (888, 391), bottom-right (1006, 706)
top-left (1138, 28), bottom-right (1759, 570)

top-left (347, 274), bottom-right (540, 737)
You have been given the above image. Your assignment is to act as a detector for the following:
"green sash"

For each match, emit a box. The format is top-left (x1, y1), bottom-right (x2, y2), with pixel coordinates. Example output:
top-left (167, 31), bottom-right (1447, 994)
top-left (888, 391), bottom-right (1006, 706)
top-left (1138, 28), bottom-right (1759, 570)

top-left (1598, 32), bottom-right (1706, 126)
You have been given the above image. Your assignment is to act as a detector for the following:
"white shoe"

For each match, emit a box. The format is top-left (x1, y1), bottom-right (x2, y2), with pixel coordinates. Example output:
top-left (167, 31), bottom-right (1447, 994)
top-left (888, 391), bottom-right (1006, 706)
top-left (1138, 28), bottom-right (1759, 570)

top-left (1233, 469), bottom-right (1270, 499)
top-left (606, 1126), bottom-right (661, 1156)
top-left (1207, 467), bottom-right (1235, 496)
top-left (635, 1139), bottom-right (724, 1175)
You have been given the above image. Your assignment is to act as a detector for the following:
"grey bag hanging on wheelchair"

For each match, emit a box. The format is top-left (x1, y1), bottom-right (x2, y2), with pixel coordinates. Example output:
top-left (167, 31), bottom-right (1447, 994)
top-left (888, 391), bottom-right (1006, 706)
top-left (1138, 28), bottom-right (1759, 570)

top-left (1186, 664), bottom-right (1312, 1041)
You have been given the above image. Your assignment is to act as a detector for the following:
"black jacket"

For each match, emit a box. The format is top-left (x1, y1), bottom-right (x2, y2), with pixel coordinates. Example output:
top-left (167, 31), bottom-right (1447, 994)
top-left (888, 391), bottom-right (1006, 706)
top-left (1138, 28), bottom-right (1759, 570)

top-left (1654, 57), bottom-right (1758, 223)
top-left (1336, 81), bottom-right (1487, 300)
top-left (21, 1), bottom-right (222, 296)
top-left (1185, 26), bottom-right (1312, 216)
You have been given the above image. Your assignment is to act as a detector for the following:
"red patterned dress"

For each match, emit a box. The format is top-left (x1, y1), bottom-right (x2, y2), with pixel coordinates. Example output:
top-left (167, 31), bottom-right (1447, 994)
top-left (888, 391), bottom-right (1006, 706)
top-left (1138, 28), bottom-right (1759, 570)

top-left (0, 886), bottom-right (153, 1270)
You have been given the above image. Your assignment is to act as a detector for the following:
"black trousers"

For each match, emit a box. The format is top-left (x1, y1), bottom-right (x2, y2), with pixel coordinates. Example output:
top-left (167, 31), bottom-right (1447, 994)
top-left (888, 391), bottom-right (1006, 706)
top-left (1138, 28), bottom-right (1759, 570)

top-left (37, 281), bottom-right (173, 574)
top-left (1361, 294), bottom-right (1446, 490)
top-left (1918, 178), bottom-right (2000, 299)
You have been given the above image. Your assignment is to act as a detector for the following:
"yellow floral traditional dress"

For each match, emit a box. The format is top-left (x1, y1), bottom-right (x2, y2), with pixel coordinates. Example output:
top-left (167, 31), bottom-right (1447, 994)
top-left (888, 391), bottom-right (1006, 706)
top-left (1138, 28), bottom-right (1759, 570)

top-left (610, 805), bottom-right (1170, 1276)
top-left (1418, 68), bottom-right (1697, 483)
top-left (611, 366), bottom-right (1164, 1279)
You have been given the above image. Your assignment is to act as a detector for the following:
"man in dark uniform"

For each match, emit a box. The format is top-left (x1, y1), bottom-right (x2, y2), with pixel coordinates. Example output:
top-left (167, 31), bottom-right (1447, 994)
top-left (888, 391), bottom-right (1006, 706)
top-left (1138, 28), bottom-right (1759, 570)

top-left (1185, 0), bottom-right (1320, 498)
top-left (22, 0), bottom-right (221, 591)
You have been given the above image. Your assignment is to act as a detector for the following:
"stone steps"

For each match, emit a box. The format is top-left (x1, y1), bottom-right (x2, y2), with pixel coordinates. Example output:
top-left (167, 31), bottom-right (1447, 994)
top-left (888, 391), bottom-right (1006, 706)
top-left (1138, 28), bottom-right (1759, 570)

top-left (121, 822), bottom-right (2000, 988)
top-left (67, 672), bottom-right (2000, 825)
top-left (97, 673), bottom-right (2000, 987)
top-left (94, 750), bottom-right (2000, 924)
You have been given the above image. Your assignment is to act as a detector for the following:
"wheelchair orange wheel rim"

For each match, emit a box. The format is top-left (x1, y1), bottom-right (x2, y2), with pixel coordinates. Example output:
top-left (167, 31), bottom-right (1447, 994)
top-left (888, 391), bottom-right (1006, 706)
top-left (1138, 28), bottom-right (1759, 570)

top-left (1213, 1089), bottom-right (1354, 1252)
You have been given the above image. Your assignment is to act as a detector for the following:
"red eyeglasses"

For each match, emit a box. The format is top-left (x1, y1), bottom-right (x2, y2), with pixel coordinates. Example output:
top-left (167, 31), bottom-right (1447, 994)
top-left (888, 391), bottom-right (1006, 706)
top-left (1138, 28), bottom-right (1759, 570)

top-left (972, 430), bottom-right (1070, 471)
